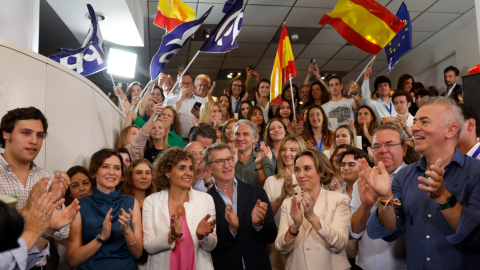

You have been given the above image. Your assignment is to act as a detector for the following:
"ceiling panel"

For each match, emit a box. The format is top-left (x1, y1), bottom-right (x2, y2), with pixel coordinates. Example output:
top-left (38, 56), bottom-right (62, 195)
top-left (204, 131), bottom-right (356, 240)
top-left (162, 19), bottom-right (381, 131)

top-left (427, 0), bottom-right (475, 13)
top-left (226, 43), bottom-right (270, 57)
top-left (187, 55), bottom-right (225, 69)
top-left (197, 4), bottom-right (226, 25)
top-left (412, 12), bottom-right (461, 32)
top-left (271, 27), bottom-right (321, 44)
top-left (296, 58), bottom-right (329, 71)
top-left (386, 0), bottom-right (437, 12)
top-left (243, 5), bottom-right (291, 26)
top-left (149, 24), bottom-right (165, 40)
top-left (341, 71), bottom-right (362, 83)
top-left (298, 44), bottom-right (343, 59)
top-left (333, 46), bottom-right (370, 60)
top-left (236, 26), bottom-right (279, 43)
top-left (412, 31), bottom-right (435, 47)
top-left (321, 59), bottom-right (362, 71)
top-left (222, 57), bottom-right (260, 69)
top-left (352, 59), bottom-right (388, 72)
top-left (248, 0), bottom-right (296, 6)
top-left (263, 44), bottom-right (306, 58)
top-left (256, 57), bottom-right (275, 70)
top-left (389, 11), bottom-right (422, 21)
top-left (285, 7), bottom-right (330, 28)
top-left (294, 0), bottom-right (339, 8)
top-left (310, 28), bottom-right (347, 45)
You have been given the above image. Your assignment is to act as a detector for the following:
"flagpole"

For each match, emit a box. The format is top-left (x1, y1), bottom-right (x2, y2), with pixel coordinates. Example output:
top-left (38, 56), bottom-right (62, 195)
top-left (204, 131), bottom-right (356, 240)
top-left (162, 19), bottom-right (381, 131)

top-left (108, 73), bottom-right (127, 116)
top-left (132, 79), bottom-right (153, 111)
top-left (348, 54), bottom-right (377, 95)
top-left (156, 50), bottom-right (201, 121)
top-left (289, 75), bottom-right (296, 119)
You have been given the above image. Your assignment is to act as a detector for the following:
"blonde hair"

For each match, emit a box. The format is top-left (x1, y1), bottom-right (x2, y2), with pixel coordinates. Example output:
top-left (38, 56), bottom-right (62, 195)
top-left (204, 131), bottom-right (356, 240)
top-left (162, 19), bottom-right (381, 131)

top-left (117, 126), bottom-right (140, 149)
top-left (264, 118), bottom-right (287, 148)
top-left (334, 125), bottom-right (356, 148)
top-left (199, 100), bottom-right (219, 125)
top-left (221, 118), bottom-right (238, 143)
top-left (275, 135), bottom-right (307, 179)
top-left (147, 118), bottom-right (170, 149)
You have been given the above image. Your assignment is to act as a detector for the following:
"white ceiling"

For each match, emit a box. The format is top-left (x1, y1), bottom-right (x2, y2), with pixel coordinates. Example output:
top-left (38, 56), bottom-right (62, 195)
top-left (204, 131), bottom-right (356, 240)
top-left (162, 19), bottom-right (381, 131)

top-left (86, 0), bottom-right (474, 92)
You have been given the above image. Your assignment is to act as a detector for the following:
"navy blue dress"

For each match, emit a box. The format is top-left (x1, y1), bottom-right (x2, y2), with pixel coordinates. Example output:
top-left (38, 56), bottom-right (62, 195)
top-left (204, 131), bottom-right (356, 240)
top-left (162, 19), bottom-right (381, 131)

top-left (78, 188), bottom-right (135, 270)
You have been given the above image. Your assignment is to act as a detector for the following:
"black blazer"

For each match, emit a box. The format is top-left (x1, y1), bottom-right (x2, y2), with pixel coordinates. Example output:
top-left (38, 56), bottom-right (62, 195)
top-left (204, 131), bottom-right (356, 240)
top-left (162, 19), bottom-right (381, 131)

top-left (441, 84), bottom-right (462, 103)
top-left (207, 179), bottom-right (277, 270)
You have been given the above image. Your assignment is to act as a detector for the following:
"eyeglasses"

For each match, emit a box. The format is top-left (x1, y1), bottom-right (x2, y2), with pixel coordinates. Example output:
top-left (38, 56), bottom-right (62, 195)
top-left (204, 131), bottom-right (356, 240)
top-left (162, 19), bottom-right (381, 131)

top-left (339, 162), bottom-right (358, 169)
top-left (371, 142), bottom-right (402, 151)
top-left (232, 84), bottom-right (242, 88)
top-left (210, 156), bottom-right (235, 165)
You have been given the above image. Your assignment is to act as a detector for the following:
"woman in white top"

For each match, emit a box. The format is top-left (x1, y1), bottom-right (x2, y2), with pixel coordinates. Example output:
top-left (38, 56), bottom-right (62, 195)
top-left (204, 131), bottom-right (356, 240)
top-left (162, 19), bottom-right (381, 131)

top-left (142, 148), bottom-right (217, 270)
top-left (263, 135), bottom-right (306, 270)
top-left (252, 79), bottom-right (274, 122)
top-left (275, 149), bottom-right (351, 270)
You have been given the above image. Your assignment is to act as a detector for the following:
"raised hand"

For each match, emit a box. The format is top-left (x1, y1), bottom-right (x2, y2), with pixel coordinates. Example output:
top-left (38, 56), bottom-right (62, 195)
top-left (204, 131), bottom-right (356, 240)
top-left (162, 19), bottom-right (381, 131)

top-left (25, 191), bottom-right (60, 237)
top-left (255, 92), bottom-right (261, 104)
top-left (131, 96), bottom-right (140, 107)
top-left (224, 89), bottom-right (230, 98)
top-left (153, 102), bottom-right (164, 115)
top-left (305, 139), bottom-right (315, 150)
top-left (418, 158), bottom-right (450, 204)
top-left (100, 208), bottom-right (113, 241)
top-left (49, 198), bottom-right (80, 230)
top-left (358, 159), bottom-right (392, 200)
top-left (364, 67), bottom-right (372, 79)
top-left (192, 106), bottom-right (200, 119)
top-left (350, 83), bottom-right (359, 95)
top-left (251, 199), bottom-right (268, 227)
top-left (290, 195), bottom-right (303, 227)
top-left (196, 214), bottom-right (216, 240)
top-left (21, 177), bottom-right (49, 217)
top-left (51, 173), bottom-right (71, 200)
top-left (300, 190), bottom-right (316, 221)
top-left (170, 209), bottom-right (182, 238)
top-left (207, 81), bottom-right (216, 101)
top-left (118, 208), bottom-right (133, 233)
top-left (241, 91), bottom-right (249, 102)
top-left (225, 203), bottom-right (239, 233)
top-left (283, 167), bottom-right (297, 197)
top-left (396, 115), bottom-right (406, 127)
top-left (192, 117), bottom-right (199, 127)
top-left (363, 122), bottom-right (370, 137)
top-left (358, 177), bottom-right (377, 210)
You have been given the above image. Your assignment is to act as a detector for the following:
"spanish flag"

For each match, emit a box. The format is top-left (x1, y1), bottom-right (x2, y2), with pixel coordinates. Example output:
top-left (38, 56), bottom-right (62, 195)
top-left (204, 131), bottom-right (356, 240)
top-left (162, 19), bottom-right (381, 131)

top-left (319, 0), bottom-right (405, 55)
top-left (154, 0), bottom-right (196, 32)
top-left (271, 23), bottom-right (297, 106)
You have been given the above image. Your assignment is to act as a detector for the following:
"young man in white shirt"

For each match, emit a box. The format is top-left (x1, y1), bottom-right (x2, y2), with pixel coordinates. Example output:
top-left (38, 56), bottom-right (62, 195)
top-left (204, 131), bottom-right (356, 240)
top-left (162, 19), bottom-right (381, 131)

top-left (389, 90), bottom-right (414, 137)
top-left (457, 104), bottom-right (480, 159)
top-left (321, 75), bottom-right (361, 130)
top-left (362, 68), bottom-right (398, 124)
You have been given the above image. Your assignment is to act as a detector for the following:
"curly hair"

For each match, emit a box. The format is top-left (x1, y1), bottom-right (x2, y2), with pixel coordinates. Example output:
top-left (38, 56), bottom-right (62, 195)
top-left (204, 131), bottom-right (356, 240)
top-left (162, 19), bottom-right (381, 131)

top-left (163, 105), bottom-right (182, 136)
top-left (121, 158), bottom-right (157, 197)
top-left (294, 149), bottom-right (335, 185)
top-left (153, 148), bottom-right (196, 191)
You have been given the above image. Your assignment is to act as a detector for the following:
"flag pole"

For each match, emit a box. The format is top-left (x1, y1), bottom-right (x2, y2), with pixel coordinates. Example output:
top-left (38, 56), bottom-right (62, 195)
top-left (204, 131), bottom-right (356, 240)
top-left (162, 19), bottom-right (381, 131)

top-left (289, 75), bottom-right (296, 119)
top-left (131, 79), bottom-right (153, 111)
top-left (348, 54), bottom-right (377, 95)
top-left (156, 50), bottom-right (201, 121)
top-left (108, 73), bottom-right (127, 115)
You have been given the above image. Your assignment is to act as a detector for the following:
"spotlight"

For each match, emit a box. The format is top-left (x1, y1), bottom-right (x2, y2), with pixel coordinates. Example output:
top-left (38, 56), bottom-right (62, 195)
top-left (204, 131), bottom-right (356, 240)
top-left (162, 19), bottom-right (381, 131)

top-left (237, 72), bottom-right (241, 76)
top-left (107, 48), bottom-right (137, 78)
top-left (203, 29), bottom-right (213, 39)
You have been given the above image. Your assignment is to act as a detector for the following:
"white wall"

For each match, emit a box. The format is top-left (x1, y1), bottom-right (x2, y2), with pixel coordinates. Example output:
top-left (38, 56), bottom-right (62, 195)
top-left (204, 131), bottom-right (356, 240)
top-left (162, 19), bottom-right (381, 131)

top-left (414, 54), bottom-right (457, 94)
top-left (0, 38), bottom-right (124, 171)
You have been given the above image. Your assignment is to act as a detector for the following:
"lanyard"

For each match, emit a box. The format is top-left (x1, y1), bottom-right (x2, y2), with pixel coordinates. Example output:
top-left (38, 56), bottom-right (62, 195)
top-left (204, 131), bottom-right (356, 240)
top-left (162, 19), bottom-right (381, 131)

top-left (473, 145), bottom-right (480, 159)
top-left (313, 134), bottom-right (324, 151)
top-left (380, 98), bottom-right (392, 115)
top-left (234, 96), bottom-right (241, 113)
top-left (255, 133), bottom-right (263, 151)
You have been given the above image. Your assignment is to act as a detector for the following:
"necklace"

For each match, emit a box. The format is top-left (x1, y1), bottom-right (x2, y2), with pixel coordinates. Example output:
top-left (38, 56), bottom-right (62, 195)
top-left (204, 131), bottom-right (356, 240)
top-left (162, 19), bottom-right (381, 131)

top-left (168, 193), bottom-right (189, 205)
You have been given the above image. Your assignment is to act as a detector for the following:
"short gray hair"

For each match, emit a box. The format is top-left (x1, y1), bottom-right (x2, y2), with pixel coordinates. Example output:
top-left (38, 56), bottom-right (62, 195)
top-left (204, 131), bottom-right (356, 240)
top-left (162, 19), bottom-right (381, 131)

top-left (195, 74), bottom-right (211, 86)
top-left (372, 124), bottom-right (406, 145)
top-left (203, 142), bottom-right (234, 165)
top-left (234, 119), bottom-right (258, 138)
top-left (418, 96), bottom-right (464, 139)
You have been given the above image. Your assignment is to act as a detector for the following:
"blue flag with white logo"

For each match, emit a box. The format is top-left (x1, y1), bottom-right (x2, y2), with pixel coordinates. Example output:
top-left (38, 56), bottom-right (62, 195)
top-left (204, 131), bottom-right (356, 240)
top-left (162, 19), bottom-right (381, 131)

top-left (150, 6), bottom-right (213, 80)
top-left (200, 0), bottom-right (243, 53)
top-left (385, 2), bottom-right (412, 74)
top-left (49, 4), bottom-right (108, 76)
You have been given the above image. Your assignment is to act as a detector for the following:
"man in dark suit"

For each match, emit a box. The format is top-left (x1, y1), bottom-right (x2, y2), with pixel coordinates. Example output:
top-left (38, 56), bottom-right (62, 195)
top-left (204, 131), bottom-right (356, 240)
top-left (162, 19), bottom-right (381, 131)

top-left (442, 65), bottom-right (462, 103)
top-left (204, 142), bottom-right (277, 270)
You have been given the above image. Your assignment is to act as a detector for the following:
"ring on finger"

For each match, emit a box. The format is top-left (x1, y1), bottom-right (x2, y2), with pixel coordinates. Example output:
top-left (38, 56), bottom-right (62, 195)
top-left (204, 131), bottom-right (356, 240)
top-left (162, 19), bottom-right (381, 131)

top-left (43, 211), bottom-right (47, 215)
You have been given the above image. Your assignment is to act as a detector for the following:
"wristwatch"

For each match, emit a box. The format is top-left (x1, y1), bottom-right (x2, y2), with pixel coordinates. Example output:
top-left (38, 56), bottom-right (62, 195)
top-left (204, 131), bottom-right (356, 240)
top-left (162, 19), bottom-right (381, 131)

top-left (436, 195), bottom-right (457, 210)
top-left (96, 234), bottom-right (107, 244)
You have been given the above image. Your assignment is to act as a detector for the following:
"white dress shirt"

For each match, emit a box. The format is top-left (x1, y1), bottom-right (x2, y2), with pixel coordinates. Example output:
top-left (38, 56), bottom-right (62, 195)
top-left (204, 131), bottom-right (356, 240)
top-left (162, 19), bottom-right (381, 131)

top-left (361, 79), bottom-right (397, 124)
top-left (165, 94), bottom-right (205, 139)
top-left (349, 162), bottom-right (407, 270)
top-left (0, 238), bottom-right (50, 270)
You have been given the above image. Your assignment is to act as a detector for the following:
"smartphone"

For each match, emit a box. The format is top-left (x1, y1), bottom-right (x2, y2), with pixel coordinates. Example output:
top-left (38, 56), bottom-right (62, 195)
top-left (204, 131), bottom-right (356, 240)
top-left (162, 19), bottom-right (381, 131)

top-left (248, 65), bottom-right (255, 71)
top-left (179, 63), bottom-right (185, 69)
top-left (311, 59), bottom-right (316, 65)
top-left (191, 102), bottom-right (202, 114)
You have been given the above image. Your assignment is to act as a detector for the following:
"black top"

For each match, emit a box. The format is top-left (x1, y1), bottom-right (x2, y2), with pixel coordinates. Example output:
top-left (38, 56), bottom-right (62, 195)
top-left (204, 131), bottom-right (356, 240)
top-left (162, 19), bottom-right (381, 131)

top-left (143, 147), bottom-right (164, 164)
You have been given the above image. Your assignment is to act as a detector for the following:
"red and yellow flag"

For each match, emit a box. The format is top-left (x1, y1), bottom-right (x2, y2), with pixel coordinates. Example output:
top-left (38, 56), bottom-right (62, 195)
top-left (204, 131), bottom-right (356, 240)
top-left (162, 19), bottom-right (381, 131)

top-left (319, 0), bottom-right (405, 55)
top-left (154, 0), bottom-right (196, 32)
top-left (271, 23), bottom-right (297, 106)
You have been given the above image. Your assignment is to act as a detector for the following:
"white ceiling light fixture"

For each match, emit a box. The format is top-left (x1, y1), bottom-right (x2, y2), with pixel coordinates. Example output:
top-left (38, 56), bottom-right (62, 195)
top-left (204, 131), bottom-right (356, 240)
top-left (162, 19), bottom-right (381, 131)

top-left (107, 48), bottom-right (137, 78)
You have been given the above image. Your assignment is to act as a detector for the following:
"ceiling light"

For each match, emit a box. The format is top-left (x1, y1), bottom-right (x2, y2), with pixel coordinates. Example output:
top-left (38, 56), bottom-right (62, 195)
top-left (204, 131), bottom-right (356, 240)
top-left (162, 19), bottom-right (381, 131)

top-left (107, 48), bottom-right (137, 78)
top-left (227, 74), bottom-right (233, 79)
top-left (203, 29), bottom-right (213, 39)
top-left (85, 12), bottom-right (106, 22)
top-left (237, 72), bottom-right (241, 76)
top-left (321, 76), bottom-right (325, 80)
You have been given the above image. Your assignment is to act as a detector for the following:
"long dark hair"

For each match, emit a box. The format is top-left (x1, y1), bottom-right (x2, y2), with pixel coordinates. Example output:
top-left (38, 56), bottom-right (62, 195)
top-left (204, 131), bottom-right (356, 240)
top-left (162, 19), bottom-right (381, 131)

top-left (226, 76), bottom-right (245, 99)
top-left (247, 106), bottom-right (266, 136)
top-left (303, 105), bottom-right (333, 146)
top-left (397, 74), bottom-right (415, 93)
top-left (217, 93), bottom-right (234, 118)
top-left (281, 84), bottom-right (299, 103)
top-left (65, 166), bottom-right (96, 206)
top-left (354, 105), bottom-right (379, 137)
top-left (308, 81), bottom-right (330, 105)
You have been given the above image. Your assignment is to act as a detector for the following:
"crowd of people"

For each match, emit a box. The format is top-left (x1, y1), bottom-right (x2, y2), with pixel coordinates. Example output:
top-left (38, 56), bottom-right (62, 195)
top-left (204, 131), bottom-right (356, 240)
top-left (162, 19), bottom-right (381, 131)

top-left (1, 63), bottom-right (480, 270)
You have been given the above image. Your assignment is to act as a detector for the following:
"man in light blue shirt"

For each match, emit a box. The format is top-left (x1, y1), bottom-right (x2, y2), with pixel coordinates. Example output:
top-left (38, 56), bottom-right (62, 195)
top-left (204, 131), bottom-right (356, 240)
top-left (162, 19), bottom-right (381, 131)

top-left (361, 68), bottom-right (397, 124)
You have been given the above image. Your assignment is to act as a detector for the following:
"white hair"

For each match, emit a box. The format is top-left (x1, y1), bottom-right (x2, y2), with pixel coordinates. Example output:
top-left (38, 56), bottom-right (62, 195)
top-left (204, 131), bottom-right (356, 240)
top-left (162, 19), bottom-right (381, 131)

top-left (418, 96), bottom-right (464, 139)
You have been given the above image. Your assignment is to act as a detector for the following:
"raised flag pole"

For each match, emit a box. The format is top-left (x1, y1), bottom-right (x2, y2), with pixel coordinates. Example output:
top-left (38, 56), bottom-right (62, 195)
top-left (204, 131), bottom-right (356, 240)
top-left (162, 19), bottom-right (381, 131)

top-left (131, 79), bottom-right (154, 111)
top-left (108, 73), bottom-right (127, 115)
top-left (289, 75), bottom-right (296, 119)
top-left (348, 54), bottom-right (377, 95)
top-left (155, 50), bottom-right (201, 121)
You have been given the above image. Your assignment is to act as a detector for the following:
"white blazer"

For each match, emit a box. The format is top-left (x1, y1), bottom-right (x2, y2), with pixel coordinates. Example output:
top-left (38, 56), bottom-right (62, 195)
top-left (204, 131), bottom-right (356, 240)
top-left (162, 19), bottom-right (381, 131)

top-left (275, 188), bottom-right (351, 270)
top-left (143, 189), bottom-right (217, 270)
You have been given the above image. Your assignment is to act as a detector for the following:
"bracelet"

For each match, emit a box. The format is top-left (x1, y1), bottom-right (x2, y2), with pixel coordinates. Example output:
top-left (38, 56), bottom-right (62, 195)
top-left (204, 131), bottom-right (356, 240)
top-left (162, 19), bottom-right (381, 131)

top-left (378, 193), bottom-right (401, 207)
top-left (255, 165), bottom-right (264, 171)
top-left (128, 237), bottom-right (137, 246)
top-left (276, 197), bottom-right (284, 204)
top-left (204, 181), bottom-right (213, 188)
top-left (288, 226), bottom-right (299, 237)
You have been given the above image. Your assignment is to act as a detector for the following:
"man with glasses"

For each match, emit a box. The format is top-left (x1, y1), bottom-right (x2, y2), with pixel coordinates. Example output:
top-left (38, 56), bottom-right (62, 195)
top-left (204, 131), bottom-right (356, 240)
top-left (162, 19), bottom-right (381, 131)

top-left (165, 72), bottom-right (205, 141)
top-left (362, 97), bottom-right (480, 268)
top-left (234, 120), bottom-right (274, 187)
top-left (205, 142), bottom-right (276, 270)
top-left (349, 124), bottom-right (408, 269)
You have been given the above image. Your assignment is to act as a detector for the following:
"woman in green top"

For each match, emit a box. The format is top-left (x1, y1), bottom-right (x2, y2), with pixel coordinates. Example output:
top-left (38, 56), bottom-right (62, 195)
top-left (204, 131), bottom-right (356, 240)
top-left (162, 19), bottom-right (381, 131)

top-left (159, 105), bottom-right (184, 149)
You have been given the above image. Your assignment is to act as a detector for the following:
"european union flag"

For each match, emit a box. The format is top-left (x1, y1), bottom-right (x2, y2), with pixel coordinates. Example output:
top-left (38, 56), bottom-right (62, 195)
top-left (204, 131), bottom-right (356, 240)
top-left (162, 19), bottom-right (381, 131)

top-left (49, 4), bottom-right (108, 76)
top-left (149, 6), bottom-right (213, 80)
top-left (385, 2), bottom-right (412, 74)
top-left (200, 0), bottom-right (243, 53)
